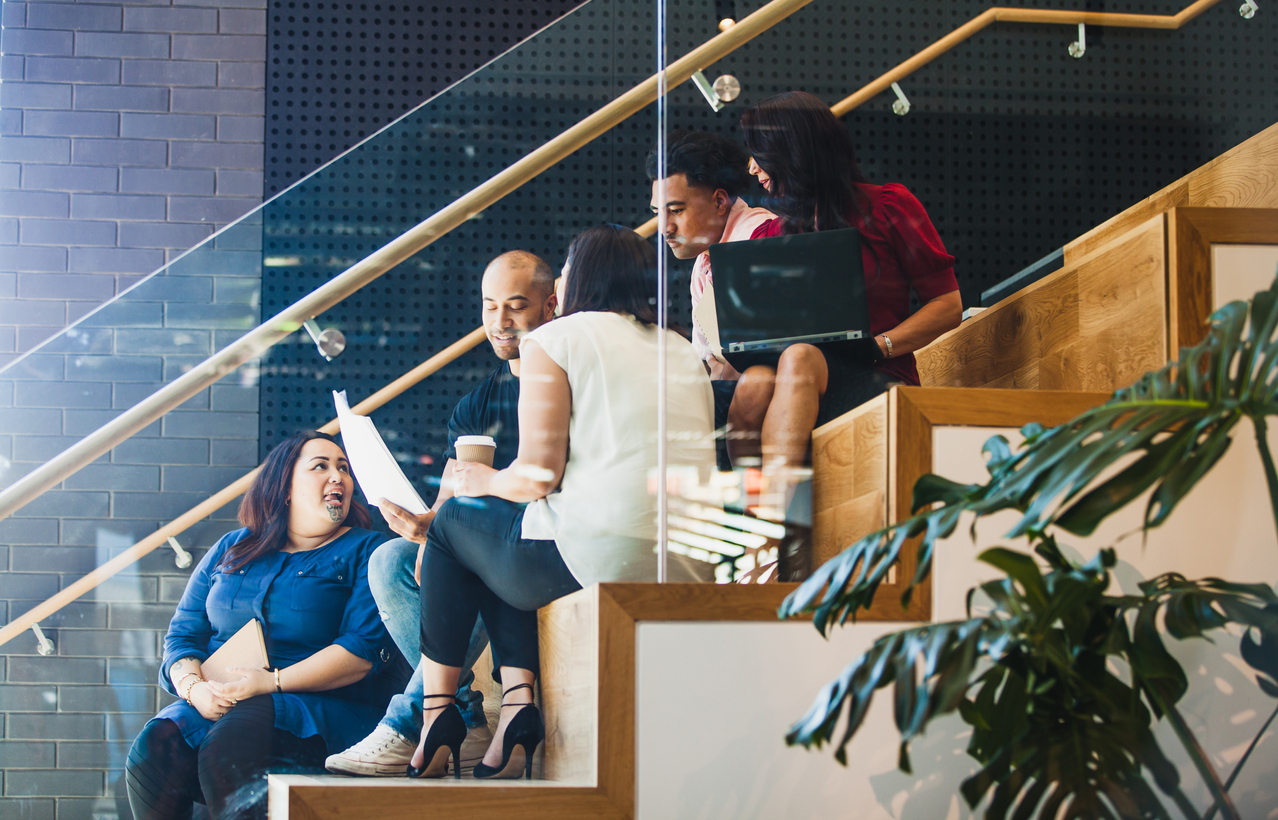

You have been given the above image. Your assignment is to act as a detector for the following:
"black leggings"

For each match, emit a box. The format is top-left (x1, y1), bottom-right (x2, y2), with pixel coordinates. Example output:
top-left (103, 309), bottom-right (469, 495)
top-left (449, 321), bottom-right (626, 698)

top-left (125, 695), bottom-right (327, 820)
top-left (420, 496), bottom-right (581, 677)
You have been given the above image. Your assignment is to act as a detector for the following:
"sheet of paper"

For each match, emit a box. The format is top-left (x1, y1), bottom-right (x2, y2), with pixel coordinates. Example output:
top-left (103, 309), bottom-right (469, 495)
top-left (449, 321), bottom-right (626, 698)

top-left (693, 279), bottom-right (726, 363)
top-left (333, 390), bottom-right (428, 515)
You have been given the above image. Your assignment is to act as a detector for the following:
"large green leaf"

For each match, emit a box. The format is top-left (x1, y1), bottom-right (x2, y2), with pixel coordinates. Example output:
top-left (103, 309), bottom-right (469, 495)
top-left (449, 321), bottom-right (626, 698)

top-left (786, 548), bottom-right (1235, 817)
top-left (786, 543), bottom-right (1277, 817)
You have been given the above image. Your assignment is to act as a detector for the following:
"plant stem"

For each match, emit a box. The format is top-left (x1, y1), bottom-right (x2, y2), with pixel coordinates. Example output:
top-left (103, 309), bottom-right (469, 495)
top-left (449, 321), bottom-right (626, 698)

top-left (1145, 684), bottom-right (1241, 820)
top-left (1202, 701), bottom-right (1278, 820)
top-left (1253, 416), bottom-right (1278, 539)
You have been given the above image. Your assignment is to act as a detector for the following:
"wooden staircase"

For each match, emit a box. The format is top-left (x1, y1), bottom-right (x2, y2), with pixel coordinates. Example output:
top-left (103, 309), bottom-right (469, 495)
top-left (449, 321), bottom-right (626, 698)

top-left (267, 123), bottom-right (1278, 818)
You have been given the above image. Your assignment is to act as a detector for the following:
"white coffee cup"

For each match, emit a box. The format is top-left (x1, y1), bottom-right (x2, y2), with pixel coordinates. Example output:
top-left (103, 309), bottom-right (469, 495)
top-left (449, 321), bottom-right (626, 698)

top-left (454, 435), bottom-right (497, 467)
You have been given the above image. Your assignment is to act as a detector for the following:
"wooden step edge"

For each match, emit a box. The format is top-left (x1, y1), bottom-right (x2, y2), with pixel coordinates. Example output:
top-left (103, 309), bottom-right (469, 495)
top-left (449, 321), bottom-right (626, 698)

top-left (269, 583), bottom-right (823, 820)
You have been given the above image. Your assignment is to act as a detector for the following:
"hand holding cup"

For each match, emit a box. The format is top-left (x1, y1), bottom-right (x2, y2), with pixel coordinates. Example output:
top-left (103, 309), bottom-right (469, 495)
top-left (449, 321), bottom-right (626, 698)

top-left (451, 435), bottom-right (497, 498)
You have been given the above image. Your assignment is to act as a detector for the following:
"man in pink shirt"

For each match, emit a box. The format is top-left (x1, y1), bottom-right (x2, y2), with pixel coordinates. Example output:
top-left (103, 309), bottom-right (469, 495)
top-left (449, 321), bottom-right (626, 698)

top-left (647, 133), bottom-right (774, 476)
top-left (647, 132), bottom-right (774, 381)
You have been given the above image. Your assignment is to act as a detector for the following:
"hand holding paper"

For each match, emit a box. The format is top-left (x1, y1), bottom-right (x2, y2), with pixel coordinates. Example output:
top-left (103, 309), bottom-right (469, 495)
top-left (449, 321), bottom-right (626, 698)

top-left (333, 390), bottom-right (428, 515)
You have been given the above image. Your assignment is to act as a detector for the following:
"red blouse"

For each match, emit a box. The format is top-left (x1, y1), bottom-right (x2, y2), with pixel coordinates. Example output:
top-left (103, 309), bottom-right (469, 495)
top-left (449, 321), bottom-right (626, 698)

top-left (750, 182), bottom-right (958, 386)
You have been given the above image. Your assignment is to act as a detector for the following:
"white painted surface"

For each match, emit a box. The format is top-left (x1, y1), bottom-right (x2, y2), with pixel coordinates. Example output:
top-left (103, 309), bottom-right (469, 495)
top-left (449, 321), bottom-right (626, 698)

top-left (634, 414), bottom-right (1278, 818)
top-left (932, 423), bottom-right (1278, 817)
top-left (635, 621), bottom-right (977, 819)
top-left (1214, 245), bottom-right (1278, 308)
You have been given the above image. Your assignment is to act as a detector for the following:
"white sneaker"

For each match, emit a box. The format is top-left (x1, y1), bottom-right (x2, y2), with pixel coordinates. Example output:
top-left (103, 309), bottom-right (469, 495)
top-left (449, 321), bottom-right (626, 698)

top-left (325, 724), bottom-right (416, 776)
top-left (458, 724), bottom-right (494, 772)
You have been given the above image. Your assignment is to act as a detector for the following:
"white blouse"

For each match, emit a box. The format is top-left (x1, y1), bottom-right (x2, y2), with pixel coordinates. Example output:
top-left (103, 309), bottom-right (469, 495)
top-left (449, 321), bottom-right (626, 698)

top-left (519, 311), bottom-right (715, 586)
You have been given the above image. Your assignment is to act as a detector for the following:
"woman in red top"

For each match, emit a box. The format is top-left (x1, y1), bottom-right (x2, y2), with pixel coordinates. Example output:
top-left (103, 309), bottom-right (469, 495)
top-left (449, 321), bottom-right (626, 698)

top-left (727, 90), bottom-right (962, 470)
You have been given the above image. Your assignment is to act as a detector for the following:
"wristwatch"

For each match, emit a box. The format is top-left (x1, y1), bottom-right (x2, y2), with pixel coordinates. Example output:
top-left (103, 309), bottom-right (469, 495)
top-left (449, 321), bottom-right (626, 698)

top-left (879, 334), bottom-right (893, 358)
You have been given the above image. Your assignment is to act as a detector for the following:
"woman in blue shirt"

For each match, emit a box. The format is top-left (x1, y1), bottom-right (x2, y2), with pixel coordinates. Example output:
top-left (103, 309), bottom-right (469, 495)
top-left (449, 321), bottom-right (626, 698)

top-left (125, 431), bottom-right (402, 820)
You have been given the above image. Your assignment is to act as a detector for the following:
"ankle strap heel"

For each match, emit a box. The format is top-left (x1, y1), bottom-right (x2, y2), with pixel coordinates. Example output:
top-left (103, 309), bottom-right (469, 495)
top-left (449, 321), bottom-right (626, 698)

top-left (407, 694), bottom-right (465, 779)
top-left (474, 683), bottom-right (544, 780)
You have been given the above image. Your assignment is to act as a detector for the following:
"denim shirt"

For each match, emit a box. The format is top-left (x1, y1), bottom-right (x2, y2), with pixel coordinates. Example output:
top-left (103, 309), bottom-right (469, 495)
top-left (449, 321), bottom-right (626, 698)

top-left (154, 526), bottom-right (402, 752)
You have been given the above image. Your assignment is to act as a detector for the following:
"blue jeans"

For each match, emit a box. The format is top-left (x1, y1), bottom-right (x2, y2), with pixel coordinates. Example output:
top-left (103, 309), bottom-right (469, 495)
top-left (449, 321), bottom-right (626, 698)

top-left (367, 538), bottom-right (489, 734)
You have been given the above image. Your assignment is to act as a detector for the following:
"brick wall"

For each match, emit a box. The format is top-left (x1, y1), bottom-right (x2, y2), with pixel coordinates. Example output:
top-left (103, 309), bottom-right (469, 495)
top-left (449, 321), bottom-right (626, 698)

top-left (0, 0), bottom-right (266, 363)
top-left (0, 0), bottom-right (265, 815)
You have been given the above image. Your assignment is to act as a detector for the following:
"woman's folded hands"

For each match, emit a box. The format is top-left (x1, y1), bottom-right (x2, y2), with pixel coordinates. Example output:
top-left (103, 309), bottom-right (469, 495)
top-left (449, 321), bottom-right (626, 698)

top-left (188, 679), bottom-right (236, 721)
top-left (201, 666), bottom-right (277, 716)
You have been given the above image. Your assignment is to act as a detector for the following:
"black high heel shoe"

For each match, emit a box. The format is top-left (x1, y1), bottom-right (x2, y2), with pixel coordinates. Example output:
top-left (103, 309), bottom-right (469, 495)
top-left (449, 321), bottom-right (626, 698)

top-left (473, 683), bottom-right (544, 780)
top-left (406, 694), bottom-right (466, 779)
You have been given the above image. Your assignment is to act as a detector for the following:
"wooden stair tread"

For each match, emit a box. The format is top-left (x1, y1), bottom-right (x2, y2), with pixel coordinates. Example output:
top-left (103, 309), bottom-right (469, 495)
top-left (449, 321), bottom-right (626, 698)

top-left (272, 774), bottom-right (588, 788)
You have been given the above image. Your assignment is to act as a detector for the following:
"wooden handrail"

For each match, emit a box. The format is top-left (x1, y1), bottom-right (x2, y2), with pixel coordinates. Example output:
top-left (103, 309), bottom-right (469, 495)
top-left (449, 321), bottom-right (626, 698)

top-left (0, 0), bottom-right (1232, 648)
top-left (0, 0), bottom-right (817, 527)
top-left (0, 328), bottom-right (486, 650)
top-left (831, 0), bottom-right (1223, 115)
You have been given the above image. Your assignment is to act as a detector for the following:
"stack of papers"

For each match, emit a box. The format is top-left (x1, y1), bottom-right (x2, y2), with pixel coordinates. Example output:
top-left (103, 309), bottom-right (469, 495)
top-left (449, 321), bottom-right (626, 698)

top-left (333, 390), bottom-right (428, 515)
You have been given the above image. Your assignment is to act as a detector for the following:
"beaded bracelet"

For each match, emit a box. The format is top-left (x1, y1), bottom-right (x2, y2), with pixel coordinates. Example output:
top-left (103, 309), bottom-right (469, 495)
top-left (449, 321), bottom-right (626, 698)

top-left (174, 671), bottom-right (201, 694)
top-left (182, 675), bottom-right (205, 703)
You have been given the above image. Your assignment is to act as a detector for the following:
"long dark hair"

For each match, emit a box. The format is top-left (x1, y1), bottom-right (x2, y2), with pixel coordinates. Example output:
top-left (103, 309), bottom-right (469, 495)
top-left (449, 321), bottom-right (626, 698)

top-left (221, 431), bottom-right (371, 572)
top-left (740, 90), bottom-right (870, 233)
top-left (560, 224), bottom-right (659, 325)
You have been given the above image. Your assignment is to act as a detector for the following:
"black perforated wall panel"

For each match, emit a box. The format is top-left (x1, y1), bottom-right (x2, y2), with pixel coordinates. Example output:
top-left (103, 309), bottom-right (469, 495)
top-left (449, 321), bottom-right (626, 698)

top-left (265, 0), bottom-right (584, 193)
top-left (261, 0), bottom-right (1278, 500)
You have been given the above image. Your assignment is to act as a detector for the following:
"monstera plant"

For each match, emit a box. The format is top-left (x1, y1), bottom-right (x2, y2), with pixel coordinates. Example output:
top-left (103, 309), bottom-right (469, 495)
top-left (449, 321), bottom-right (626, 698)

top-left (780, 274), bottom-right (1278, 819)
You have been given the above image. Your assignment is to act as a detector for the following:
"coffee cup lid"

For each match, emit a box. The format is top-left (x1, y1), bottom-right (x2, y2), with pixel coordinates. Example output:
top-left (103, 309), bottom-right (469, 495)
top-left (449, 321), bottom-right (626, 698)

top-left (455, 435), bottom-right (496, 447)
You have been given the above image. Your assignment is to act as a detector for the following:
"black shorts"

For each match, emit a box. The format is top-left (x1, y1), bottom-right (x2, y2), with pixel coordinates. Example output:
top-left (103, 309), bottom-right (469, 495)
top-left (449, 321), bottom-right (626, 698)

top-left (815, 351), bottom-right (895, 428)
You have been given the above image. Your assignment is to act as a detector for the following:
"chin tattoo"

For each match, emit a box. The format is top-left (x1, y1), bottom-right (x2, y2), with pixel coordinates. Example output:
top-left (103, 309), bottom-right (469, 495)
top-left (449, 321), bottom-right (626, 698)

top-left (325, 503), bottom-right (343, 522)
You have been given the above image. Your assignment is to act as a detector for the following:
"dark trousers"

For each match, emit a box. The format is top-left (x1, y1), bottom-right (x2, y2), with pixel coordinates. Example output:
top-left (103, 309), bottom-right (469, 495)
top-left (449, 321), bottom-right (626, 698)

top-left (125, 696), bottom-right (326, 820)
top-left (420, 496), bottom-right (581, 678)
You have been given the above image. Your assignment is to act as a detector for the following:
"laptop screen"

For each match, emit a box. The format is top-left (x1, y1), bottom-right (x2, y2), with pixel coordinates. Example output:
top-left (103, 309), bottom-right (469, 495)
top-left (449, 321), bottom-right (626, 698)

top-left (707, 227), bottom-right (870, 347)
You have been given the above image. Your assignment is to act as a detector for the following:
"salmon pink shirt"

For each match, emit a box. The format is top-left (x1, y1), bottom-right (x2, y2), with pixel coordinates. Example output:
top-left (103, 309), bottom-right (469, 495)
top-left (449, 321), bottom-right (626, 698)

top-left (689, 197), bottom-right (776, 365)
top-left (750, 182), bottom-right (958, 386)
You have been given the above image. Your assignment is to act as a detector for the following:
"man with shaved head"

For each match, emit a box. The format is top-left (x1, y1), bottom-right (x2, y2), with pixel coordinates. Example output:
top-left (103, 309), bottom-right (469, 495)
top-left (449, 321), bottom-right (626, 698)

top-left (325, 250), bottom-right (557, 777)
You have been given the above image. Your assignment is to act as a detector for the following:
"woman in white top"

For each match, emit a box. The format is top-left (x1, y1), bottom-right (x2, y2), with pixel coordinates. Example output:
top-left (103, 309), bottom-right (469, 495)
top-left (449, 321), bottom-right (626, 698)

top-left (406, 224), bottom-right (714, 781)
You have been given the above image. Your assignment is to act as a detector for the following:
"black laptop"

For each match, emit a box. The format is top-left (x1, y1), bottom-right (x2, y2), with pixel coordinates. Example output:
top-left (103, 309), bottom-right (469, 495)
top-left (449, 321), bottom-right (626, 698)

top-left (706, 228), bottom-right (878, 369)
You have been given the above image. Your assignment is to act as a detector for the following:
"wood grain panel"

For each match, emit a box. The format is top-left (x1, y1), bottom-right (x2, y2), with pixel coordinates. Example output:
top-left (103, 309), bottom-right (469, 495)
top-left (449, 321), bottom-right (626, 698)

top-left (1168, 207), bottom-right (1278, 349)
top-left (811, 396), bottom-right (887, 511)
top-left (888, 388), bottom-right (934, 620)
top-left (600, 581), bottom-right (798, 621)
top-left (812, 394), bottom-right (889, 590)
top-left (278, 779), bottom-right (621, 820)
top-left (918, 216), bottom-right (1166, 392)
top-left (1187, 123), bottom-right (1278, 209)
top-left (917, 267), bottom-right (1080, 388)
top-left (813, 490), bottom-right (885, 568)
top-left (898, 387), bottom-right (1109, 428)
top-left (594, 591), bottom-right (636, 811)
top-left (538, 587), bottom-right (598, 785)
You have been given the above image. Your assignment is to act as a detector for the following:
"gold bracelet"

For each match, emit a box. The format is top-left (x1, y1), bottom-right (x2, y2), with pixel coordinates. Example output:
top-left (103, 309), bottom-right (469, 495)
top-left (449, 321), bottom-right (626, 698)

top-left (274, 668), bottom-right (282, 693)
top-left (182, 676), bottom-right (204, 703)
top-left (174, 671), bottom-right (200, 693)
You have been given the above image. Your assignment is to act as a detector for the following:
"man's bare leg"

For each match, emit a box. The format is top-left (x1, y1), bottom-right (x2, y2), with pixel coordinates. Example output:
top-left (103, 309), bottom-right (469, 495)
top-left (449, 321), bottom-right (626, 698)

top-left (726, 364), bottom-right (777, 466)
